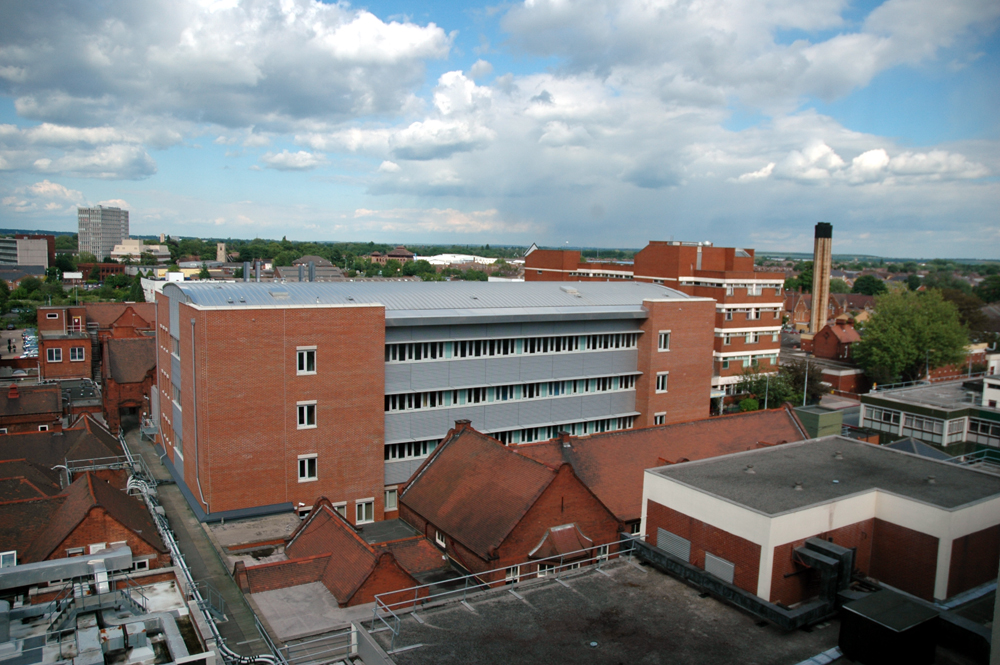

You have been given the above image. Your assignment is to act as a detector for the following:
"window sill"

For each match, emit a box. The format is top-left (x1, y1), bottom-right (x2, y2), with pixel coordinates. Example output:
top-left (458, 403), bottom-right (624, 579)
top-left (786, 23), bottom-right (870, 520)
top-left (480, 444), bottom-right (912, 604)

top-left (296, 371), bottom-right (317, 376)
top-left (298, 477), bottom-right (318, 483)
top-left (297, 424), bottom-right (317, 430)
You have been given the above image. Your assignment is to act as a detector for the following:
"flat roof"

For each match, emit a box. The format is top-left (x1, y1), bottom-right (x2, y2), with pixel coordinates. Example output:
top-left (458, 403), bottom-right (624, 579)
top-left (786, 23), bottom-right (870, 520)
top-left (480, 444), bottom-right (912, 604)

top-left (163, 281), bottom-right (703, 326)
top-left (861, 379), bottom-right (988, 413)
top-left (648, 436), bottom-right (1000, 515)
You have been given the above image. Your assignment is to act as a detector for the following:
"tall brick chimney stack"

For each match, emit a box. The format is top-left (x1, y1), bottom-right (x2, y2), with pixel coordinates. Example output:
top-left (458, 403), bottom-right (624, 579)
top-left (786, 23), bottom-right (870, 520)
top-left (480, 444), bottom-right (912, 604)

top-left (810, 222), bottom-right (833, 334)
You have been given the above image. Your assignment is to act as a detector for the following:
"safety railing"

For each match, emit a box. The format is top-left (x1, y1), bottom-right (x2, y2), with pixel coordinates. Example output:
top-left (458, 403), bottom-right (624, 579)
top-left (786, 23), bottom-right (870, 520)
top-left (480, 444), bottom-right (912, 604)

top-left (278, 626), bottom-right (356, 665)
top-left (372, 539), bottom-right (621, 652)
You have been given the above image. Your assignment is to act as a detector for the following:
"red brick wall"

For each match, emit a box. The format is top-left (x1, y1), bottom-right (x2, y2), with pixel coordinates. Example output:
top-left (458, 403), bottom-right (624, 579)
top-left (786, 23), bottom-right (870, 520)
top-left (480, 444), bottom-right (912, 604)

top-left (523, 249), bottom-right (584, 280)
top-left (769, 518), bottom-right (874, 606)
top-left (176, 302), bottom-right (386, 518)
top-left (947, 525), bottom-right (1000, 598)
top-left (345, 552), bottom-right (422, 607)
top-left (50, 507), bottom-right (170, 569)
top-left (39, 338), bottom-right (91, 380)
top-left (634, 299), bottom-right (714, 427)
top-left (236, 554), bottom-right (329, 593)
top-left (103, 373), bottom-right (154, 434)
top-left (870, 518), bottom-right (939, 600)
top-left (645, 500), bottom-right (760, 595)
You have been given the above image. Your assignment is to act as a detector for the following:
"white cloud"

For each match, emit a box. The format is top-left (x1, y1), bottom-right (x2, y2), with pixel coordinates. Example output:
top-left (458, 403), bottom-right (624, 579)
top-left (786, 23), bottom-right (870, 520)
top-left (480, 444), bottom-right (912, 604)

top-left (351, 207), bottom-right (537, 234)
top-left (378, 161), bottom-right (401, 173)
top-left (260, 150), bottom-right (327, 171)
top-left (469, 60), bottom-right (494, 80)
top-left (2, 179), bottom-right (84, 212)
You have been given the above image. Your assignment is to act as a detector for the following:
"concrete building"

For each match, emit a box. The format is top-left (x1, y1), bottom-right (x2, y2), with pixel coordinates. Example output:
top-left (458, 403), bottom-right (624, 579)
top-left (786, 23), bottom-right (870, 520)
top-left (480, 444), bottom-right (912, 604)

top-left (859, 378), bottom-right (1000, 448)
top-left (110, 238), bottom-right (171, 264)
top-left (78, 205), bottom-right (129, 260)
top-left (154, 280), bottom-right (716, 521)
top-left (809, 222), bottom-right (833, 334)
top-left (641, 436), bottom-right (1000, 604)
top-left (0, 236), bottom-right (49, 269)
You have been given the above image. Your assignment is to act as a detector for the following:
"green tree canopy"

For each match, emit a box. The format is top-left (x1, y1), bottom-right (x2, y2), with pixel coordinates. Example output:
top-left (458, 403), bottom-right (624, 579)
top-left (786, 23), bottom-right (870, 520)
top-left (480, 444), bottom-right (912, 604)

top-left (851, 274), bottom-right (888, 296)
top-left (975, 274), bottom-right (1000, 303)
top-left (199, 263), bottom-right (211, 279)
top-left (78, 252), bottom-right (98, 264)
top-left (906, 274), bottom-right (922, 291)
top-left (829, 278), bottom-right (851, 293)
top-left (853, 290), bottom-right (968, 384)
top-left (127, 275), bottom-right (145, 302)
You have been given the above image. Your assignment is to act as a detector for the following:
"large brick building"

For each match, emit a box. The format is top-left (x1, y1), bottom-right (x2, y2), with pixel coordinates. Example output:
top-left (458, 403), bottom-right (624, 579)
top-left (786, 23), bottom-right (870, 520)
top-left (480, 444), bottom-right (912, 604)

top-left (155, 280), bottom-right (714, 521)
top-left (524, 241), bottom-right (785, 396)
top-left (641, 436), bottom-right (1000, 605)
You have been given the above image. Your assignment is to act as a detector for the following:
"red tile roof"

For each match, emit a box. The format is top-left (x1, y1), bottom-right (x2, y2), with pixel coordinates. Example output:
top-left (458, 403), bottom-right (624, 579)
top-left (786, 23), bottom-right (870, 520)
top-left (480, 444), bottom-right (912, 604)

top-left (0, 417), bottom-right (122, 468)
top-left (528, 524), bottom-right (594, 561)
top-left (514, 406), bottom-right (808, 522)
top-left (824, 322), bottom-right (861, 344)
top-left (0, 497), bottom-right (63, 558)
top-left (0, 459), bottom-right (63, 500)
top-left (105, 338), bottom-right (156, 384)
top-left (85, 303), bottom-right (155, 330)
top-left (386, 537), bottom-right (450, 576)
top-left (21, 472), bottom-right (166, 562)
top-left (0, 383), bottom-right (62, 418)
top-left (400, 425), bottom-right (560, 560)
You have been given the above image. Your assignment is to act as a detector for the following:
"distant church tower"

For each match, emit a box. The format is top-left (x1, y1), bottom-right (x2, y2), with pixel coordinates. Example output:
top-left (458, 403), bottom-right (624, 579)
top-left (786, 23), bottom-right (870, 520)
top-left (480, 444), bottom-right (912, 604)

top-left (810, 222), bottom-right (833, 334)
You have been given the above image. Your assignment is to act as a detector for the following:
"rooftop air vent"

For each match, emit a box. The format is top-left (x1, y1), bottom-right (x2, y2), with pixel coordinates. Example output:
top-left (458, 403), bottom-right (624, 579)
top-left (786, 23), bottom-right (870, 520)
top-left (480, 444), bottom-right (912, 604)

top-left (793, 481), bottom-right (804, 491)
top-left (269, 290), bottom-right (289, 300)
top-left (833, 451), bottom-right (843, 460)
top-left (560, 286), bottom-right (580, 295)
top-left (926, 475), bottom-right (936, 485)
top-left (744, 465), bottom-right (755, 474)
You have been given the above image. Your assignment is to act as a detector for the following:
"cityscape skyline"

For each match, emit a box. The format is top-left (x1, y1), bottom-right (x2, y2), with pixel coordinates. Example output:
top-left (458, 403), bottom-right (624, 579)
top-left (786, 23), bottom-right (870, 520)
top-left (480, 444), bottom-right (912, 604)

top-left (1, 0), bottom-right (998, 258)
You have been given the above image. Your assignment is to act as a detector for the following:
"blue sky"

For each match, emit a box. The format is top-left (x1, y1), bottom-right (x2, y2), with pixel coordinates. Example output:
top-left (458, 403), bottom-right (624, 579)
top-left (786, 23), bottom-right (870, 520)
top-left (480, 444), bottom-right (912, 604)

top-left (1, 0), bottom-right (998, 257)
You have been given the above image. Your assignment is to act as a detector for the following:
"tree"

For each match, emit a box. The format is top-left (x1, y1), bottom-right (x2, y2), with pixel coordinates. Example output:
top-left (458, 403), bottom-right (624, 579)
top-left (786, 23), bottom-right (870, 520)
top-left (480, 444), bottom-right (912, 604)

top-left (906, 274), bottom-right (922, 291)
top-left (139, 252), bottom-right (159, 266)
top-left (78, 252), bottom-right (98, 264)
top-left (781, 359), bottom-right (827, 405)
top-left (975, 274), bottom-right (1000, 303)
top-left (940, 289), bottom-right (991, 343)
top-left (739, 398), bottom-right (759, 412)
top-left (853, 290), bottom-right (968, 384)
top-left (785, 261), bottom-right (814, 292)
top-left (829, 278), bottom-right (851, 293)
top-left (199, 263), bottom-right (211, 279)
top-left (852, 274), bottom-right (887, 296)
top-left (55, 254), bottom-right (77, 273)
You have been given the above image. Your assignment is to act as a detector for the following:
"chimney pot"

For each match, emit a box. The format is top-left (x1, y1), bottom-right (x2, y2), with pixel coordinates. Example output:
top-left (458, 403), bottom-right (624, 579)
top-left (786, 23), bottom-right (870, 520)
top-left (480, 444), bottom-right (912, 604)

top-left (559, 430), bottom-right (571, 447)
top-left (7, 384), bottom-right (18, 399)
top-left (454, 419), bottom-right (471, 431)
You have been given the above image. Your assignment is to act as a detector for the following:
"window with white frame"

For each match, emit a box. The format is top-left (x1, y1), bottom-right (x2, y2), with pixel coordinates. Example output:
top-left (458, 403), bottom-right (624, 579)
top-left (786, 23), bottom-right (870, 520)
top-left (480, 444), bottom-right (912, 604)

top-left (297, 348), bottom-right (316, 375)
top-left (656, 372), bottom-right (669, 393)
top-left (630, 522), bottom-right (641, 535)
top-left (725, 310), bottom-right (733, 320)
top-left (297, 401), bottom-right (316, 429)
top-left (435, 529), bottom-right (446, 548)
top-left (332, 502), bottom-right (347, 518)
top-left (721, 360), bottom-right (730, 370)
top-left (297, 455), bottom-right (317, 482)
top-left (38, 425), bottom-right (48, 432)
top-left (46, 313), bottom-right (59, 320)
top-left (658, 331), bottom-right (671, 351)
top-left (537, 562), bottom-right (554, 577)
top-left (0, 551), bottom-right (15, 568)
top-left (70, 347), bottom-right (85, 362)
top-left (132, 559), bottom-right (150, 572)
top-left (384, 488), bottom-right (398, 511)
top-left (297, 505), bottom-right (312, 519)
top-left (47, 348), bottom-right (62, 363)
top-left (597, 545), bottom-right (610, 561)
top-left (170, 337), bottom-right (180, 357)
top-left (653, 413), bottom-right (665, 425)
top-left (88, 543), bottom-right (107, 554)
top-left (505, 565), bottom-right (520, 585)
top-left (355, 499), bottom-right (374, 524)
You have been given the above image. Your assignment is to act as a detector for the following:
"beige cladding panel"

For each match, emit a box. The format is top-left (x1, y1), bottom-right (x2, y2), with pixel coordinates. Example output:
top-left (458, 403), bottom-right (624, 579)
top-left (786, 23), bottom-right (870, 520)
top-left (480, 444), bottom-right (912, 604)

top-left (810, 236), bottom-right (832, 334)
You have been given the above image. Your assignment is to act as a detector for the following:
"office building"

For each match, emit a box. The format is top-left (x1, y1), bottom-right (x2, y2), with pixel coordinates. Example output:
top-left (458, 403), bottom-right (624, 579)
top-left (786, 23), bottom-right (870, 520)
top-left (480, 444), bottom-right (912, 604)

top-left (78, 205), bottom-right (129, 260)
top-left (0, 236), bottom-right (49, 268)
top-left (154, 281), bottom-right (716, 521)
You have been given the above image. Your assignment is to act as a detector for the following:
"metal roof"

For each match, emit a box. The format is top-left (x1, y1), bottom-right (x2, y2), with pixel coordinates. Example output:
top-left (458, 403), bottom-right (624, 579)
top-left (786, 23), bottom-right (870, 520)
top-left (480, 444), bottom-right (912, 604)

top-left (162, 281), bottom-right (698, 326)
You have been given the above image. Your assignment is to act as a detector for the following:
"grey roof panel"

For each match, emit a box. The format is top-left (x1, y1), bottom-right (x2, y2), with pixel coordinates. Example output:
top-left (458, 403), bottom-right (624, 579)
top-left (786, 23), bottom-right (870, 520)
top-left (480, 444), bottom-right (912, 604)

top-left (162, 282), bottom-right (694, 317)
top-left (649, 436), bottom-right (1000, 514)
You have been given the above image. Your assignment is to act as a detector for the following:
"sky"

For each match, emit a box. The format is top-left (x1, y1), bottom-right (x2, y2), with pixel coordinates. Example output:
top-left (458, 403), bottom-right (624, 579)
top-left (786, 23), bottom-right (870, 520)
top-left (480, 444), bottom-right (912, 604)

top-left (1, 0), bottom-right (998, 258)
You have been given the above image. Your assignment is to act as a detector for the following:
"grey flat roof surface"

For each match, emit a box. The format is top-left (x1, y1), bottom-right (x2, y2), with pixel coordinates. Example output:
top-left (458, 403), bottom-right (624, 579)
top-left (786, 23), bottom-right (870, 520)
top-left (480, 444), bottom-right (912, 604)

top-left (357, 518), bottom-right (418, 544)
top-left (163, 281), bottom-right (692, 314)
top-left (863, 380), bottom-right (985, 412)
top-left (650, 436), bottom-right (1000, 514)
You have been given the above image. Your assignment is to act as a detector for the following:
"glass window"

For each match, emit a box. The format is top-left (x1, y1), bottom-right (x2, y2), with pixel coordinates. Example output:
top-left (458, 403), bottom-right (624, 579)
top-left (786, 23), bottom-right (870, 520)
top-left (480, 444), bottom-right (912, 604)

top-left (656, 373), bottom-right (669, 393)
top-left (297, 402), bottom-right (316, 428)
top-left (658, 331), bottom-right (671, 351)
top-left (384, 489), bottom-right (398, 511)
top-left (70, 347), bottom-right (85, 361)
top-left (297, 349), bottom-right (316, 374)
top-left (47, 348), bottom-right (62, 362)
top-left (297, 455), bottom-right (317, 481)
top-left (355, 500), bottom-right (374, 524)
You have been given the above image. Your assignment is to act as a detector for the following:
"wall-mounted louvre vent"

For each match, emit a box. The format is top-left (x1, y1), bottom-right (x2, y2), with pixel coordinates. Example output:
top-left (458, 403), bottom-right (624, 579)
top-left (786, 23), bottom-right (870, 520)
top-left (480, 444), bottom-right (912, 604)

top-left (657, 528), bottom-right (690, 562)
top-left (705, 552), bottom-right (735, 584)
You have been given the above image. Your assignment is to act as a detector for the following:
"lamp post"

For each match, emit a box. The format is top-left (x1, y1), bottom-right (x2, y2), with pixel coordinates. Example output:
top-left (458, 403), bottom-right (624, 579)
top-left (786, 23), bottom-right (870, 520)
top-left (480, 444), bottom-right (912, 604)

top-left (802, 360), bottom-right (809, 407)
top-left (764, 373), bottom-right (770, 410)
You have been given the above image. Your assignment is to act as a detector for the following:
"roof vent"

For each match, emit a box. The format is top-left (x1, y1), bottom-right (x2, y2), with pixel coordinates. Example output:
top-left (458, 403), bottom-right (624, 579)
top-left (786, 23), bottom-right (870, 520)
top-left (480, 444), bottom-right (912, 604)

top-left (744, 465), bottom-right (755, 474)
top-left (560, 286), bottom-right (580, 295)
top-left (227, 298), bottom-right (234, 304)
top-left (793, 481), bottom-right (804, 491)
top-left (269, 290), bottom-right (289, 300)
top-left (347, 296), bottom-right (354, 301)
top-left (833, 451), bottom-right (843, 460)
top-left (926, 475), bottom-right (936, 485)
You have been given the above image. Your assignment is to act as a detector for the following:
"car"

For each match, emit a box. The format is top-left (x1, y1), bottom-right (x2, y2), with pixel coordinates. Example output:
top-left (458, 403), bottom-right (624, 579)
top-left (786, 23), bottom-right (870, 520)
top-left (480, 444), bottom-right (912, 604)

top-left (5, 324), bottom-right (13, 330)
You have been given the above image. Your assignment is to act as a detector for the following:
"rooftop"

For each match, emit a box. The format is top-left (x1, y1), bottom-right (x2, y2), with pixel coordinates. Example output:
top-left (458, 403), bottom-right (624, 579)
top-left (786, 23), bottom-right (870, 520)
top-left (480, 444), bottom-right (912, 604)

top-left (162, 281), bottom-right (699, 325)
top-left (649, 436), bottom-right (1000, 515)
top-left (862, 379), bottom-right (989, 413)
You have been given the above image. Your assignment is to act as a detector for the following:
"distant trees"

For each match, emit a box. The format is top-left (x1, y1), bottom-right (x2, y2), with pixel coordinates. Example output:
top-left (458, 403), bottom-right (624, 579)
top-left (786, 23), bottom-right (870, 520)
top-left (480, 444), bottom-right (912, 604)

top-left (975, 275), bottom-right (1000, 303)
top-left (735, 360), bottom-right (826, 408)
top-left (829, 278), bottom-right (851, 293)
top-left (851, 274), bottom-right (887, 296)
top-left (784, 261), bottom-right (814, 292)
top-left (78, 252), bottom-right (98, 264)
top-left (853, 290), bottom-right (968, 385)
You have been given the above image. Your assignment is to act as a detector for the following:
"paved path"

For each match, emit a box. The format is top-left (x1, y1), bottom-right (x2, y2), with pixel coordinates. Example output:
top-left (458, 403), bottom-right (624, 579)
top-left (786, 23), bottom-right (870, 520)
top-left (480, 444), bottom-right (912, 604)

top-left (126, 429), bottom-right (268, 657)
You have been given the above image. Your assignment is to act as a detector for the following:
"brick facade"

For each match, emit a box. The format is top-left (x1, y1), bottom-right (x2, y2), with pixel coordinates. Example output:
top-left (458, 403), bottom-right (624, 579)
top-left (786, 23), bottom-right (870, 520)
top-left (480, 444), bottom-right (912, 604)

top-left (947, 524), bottom-right (1000, 598)
top-left (50, 506), bottom-right (170, 569)
top-left (868, 518), bottom-right (939, 601)
top-left (645, 500), bottom-right (761, 595)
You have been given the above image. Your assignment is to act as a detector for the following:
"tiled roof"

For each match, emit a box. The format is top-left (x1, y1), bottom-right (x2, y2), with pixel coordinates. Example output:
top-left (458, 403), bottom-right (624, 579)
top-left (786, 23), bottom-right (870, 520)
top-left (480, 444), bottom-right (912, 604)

top-left (0, 459), bottom-right (62, 500)
top-left (401, 426), bottom-right (559, 560)
top-left (292, 255), bottom-right (333, 266)
top-left (105, 338), bottom-right (156, 384)
top-left (514, 406), bottom-right (808, 522)
top-left (824, 322), bottom-right (861, 344)
top-left (528, 524), bottom-right (594, 561)
top-left (0, 383), bottom-right (61, 417)
top-left (85, 303), bottom-right (155, 329)
top-left (286, 501), bottom-right (380, 604)
top-left (0, 497), bottom-right (64, 558)
top-left (386, 538), bottom-right (450, 576)
top-left (0, 417), bottom-right (122, 468)
top-left (22, 472), bottom-right (165, 562)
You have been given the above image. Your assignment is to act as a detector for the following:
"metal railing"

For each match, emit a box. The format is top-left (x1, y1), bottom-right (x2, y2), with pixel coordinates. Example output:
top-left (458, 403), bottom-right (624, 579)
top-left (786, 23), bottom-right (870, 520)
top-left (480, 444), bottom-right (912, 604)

top-left (278, 627), bottom-right (356, 665)
top-left (954, 449), bottom-right (1000, 468)
top-left (371, 540), bottom-right (621, 652)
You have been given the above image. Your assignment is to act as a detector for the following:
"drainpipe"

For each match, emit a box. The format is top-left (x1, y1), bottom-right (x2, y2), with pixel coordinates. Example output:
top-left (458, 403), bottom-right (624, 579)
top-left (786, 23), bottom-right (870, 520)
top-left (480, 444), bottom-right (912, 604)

top-left (191, 319), bottom-right (208, 514)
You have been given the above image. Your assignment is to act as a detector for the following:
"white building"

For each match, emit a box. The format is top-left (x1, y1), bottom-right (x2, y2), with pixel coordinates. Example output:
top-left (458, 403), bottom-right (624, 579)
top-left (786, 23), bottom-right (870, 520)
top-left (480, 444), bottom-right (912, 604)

top-left (78, 205), bottom-right (129, 259)
top-left (110, 238), bottom-right (171, 264)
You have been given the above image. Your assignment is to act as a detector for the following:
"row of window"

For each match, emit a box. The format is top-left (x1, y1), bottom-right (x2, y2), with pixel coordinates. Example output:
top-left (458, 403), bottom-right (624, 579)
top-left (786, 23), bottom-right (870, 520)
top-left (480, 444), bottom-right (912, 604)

top-left (300, 497), bottom-right (377, 524)
top-left (566, 271), bottom-right (632, 279)
top-left (45, 347), bottom-right (86, 363)
top-left (722, 332), bottom-right (780, 345)
top-left (385, 439), bottom-right (438, 461)
top-left (903, 415), bottom-right (944, 435)
top-left (384, 374), bottom-right (639, 412)
top-left (722, 308), bottom-right (781, 321)
top-left (504, 547), bottom-right (611, 583)
top-left (385, 333), bottom-right (641, 363)
top-left (968, 419), bottom-right (1000, 437)
top-left (491, 416), bottom-right (636, 445)
top-left (866, 407), bottom-right (901, 425)
top-left (718, 355), bottom-right (778, 370)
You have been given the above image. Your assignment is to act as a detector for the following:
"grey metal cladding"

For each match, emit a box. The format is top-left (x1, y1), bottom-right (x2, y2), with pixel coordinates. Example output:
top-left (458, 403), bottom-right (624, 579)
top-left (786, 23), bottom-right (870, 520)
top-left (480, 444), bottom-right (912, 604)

top-left (550, 353), bottom-right (586, 378)
top-left (170, 355), bottom-right (181, 388)
top-left (408, 326), bottom-right (449, 342)
top-left (609, 391), bottom-right (636, 415)
top-left (519, 355), bottom-right (553, 381)
top-left (448, 405), bottom-right (486, 431)
top-left (580, 392), bottom-right (613, 418)
top-left (409, 362), bottom-right (450, 391)
top-left (172, 402), bottom-right (183, 442)
top-left (168, 295), bottom-right (179, 339)
top-left (408, 409), bottom-right (452, 441)
top-left (449, 359), bottom-right (486, 387)
top-left (550, 395), bottom-right (584, 423)
top-left (384, 328), bottom-right (414, 343)
top-left (384, 413), bottom-right (411, 442)
top-left (484, 357), bottom-right (521, 385)
top-left (519, 399), bottom-right (551, 426)
top-left (485, 322), bottom-right (525, 338)
top-left (384, 363), bottom-right (411, 394)
top-left (484, 401), bottom-right (520, 430)
top-left (583, 352), bottom-right (613, 375)
top-left (455, 324), bottom-right (487, 338)
top-left (613, 349), bottom-right (639, 373)
top-left (385, 459), bottom-right (423, 486)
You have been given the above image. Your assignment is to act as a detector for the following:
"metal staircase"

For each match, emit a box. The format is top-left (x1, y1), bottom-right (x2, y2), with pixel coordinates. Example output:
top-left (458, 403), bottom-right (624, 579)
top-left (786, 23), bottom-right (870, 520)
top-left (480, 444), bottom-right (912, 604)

top-left (46, 572), bottom-right (149, 633)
